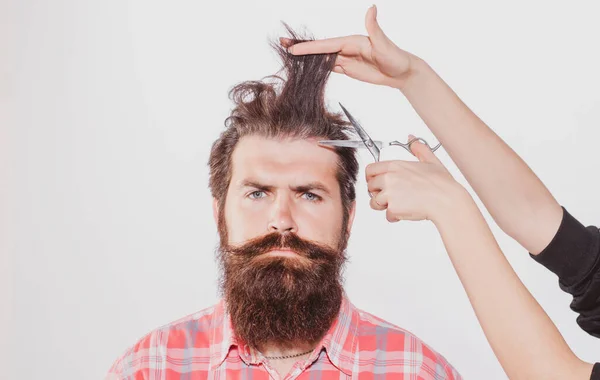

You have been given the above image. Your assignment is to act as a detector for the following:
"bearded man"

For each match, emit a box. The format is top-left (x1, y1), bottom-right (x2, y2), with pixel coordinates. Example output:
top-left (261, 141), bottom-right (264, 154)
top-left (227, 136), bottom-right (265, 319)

top-left (105, 24), bottom-right (461, 380)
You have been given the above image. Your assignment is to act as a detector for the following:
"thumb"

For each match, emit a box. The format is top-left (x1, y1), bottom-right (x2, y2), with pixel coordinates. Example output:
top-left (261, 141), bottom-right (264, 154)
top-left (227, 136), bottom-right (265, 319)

top-left (365, 5), bottom-right (389, 44)
top-left (408, 134), bottom-right (444, 166)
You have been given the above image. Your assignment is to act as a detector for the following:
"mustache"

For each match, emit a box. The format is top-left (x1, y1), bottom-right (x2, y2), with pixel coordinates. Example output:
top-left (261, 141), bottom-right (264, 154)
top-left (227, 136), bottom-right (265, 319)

top-left (221, 231), bottom-right (341, 261)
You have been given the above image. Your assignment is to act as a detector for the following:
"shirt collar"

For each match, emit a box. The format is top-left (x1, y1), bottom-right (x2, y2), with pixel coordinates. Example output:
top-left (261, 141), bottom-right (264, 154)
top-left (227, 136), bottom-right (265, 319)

top-left (315, 293), bottom-right (359, 376)
top-left (209, 294), bottom-right (360, 376)
top-left (208, 299), bottom-right (257, 370)
top-left (208, 299), bottom-right (236, 370)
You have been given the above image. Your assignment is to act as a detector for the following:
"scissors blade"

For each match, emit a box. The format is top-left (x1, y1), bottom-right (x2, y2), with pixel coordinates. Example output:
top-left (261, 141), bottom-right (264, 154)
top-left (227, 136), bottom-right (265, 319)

top-left (319, 140), bottom-right (384, 150)
top-left (338, 103), bottom-right (380, 161)
top-left (318, 140), bottom-right (363, 148)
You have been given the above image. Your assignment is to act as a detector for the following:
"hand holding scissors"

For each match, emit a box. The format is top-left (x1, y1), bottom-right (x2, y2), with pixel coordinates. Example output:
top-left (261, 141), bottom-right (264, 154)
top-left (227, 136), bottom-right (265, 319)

top-left (320, 104), bottom-right (464, 224)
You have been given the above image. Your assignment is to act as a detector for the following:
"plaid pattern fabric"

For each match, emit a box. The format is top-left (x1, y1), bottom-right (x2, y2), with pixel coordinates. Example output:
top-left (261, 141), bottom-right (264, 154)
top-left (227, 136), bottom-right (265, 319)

top-left (106, 295), bottom-right (461, 379)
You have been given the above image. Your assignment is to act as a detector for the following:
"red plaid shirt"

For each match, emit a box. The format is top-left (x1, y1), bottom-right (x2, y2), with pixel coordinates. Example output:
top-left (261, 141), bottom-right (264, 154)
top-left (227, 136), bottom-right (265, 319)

top-left (106, 295), bottom-right (461, 379)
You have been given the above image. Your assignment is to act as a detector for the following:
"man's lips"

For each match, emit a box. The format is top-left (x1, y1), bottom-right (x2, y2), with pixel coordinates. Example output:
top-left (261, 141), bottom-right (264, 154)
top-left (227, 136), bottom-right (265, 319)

top-left (264, 248), bottom-right (299, 258)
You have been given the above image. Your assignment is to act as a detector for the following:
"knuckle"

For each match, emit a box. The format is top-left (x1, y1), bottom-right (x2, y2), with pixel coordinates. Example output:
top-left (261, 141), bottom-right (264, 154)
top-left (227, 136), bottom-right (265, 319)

top-left (392, 161), bottom-right (404, 170)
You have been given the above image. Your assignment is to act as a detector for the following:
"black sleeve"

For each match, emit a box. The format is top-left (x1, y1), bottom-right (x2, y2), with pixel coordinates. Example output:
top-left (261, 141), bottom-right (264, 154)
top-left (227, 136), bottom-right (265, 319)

top-left (591, 362), bottom-right (600, 380)
top-left (530, 206), bottom-right (600, 338)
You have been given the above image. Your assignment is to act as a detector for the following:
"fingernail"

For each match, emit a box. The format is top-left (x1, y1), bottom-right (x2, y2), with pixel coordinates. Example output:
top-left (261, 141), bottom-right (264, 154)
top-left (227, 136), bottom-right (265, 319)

top-left (408, 134), bottom-right (416, 141)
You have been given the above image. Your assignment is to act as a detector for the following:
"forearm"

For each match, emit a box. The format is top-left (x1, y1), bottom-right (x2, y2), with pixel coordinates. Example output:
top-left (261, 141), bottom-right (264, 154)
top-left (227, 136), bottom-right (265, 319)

top-left (433, 190), bottom-right (592, 379)
top-left (400, 58), bottom-right (562, 254)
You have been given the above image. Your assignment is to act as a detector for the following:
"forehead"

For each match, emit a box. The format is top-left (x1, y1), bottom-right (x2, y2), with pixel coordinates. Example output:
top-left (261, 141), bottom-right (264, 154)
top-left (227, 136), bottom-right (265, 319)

top-left (230, 135), bottom-right (340, 187)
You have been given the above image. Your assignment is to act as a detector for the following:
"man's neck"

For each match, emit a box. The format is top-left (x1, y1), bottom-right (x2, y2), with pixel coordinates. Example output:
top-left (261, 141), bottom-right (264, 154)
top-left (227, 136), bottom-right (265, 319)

top-left (258, 340), bottom-right (316, 359)
top-left (257, 341), bottom-right (317, 379)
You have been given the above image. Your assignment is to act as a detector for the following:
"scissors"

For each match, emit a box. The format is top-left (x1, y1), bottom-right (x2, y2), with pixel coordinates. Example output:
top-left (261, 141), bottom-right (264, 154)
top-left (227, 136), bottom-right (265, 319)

top-left (319, 103), bottom-right (442, 162)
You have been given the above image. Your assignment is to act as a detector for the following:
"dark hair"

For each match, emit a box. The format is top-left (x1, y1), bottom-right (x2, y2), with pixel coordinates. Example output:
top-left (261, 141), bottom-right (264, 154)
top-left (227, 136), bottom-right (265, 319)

top-left (208, 23), bottom-right (359, 225)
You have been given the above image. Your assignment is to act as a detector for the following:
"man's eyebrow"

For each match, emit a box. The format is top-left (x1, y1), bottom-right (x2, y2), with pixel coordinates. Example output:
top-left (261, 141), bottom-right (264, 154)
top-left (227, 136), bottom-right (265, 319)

top-left (240, 180), bottom-right (274, 192)
top-left (291, 182), bottom-right (331, 196)
top-left (240, 180), bottom-right (332, 196)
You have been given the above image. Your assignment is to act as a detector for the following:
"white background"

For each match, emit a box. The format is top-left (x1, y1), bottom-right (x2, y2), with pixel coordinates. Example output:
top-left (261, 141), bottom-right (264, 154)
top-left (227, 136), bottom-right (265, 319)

top-left (3, 0), bottom-right (600, 379)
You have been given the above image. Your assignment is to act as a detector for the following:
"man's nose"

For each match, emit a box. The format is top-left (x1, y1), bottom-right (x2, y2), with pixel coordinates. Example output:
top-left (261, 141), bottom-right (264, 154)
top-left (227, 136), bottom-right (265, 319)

top-left (268, 197), bottom-right (297, 233)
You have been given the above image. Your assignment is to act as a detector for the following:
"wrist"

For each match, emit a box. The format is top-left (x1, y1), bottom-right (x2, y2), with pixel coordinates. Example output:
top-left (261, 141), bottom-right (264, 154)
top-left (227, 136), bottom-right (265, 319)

top-left (393, 56), bottom-right (433, 92)
top-left (430, 184), bottom-right (476, 226)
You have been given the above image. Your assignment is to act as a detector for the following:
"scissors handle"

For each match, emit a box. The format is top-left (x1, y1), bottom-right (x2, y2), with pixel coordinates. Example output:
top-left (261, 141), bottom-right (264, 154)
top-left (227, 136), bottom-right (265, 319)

top-left (389, 138), bottom-right (442, 153)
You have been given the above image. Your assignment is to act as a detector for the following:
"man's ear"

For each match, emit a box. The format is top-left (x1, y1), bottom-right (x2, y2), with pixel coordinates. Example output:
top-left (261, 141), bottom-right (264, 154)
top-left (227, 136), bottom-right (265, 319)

top-left (346, 200), bottom-right (357, 235)
top-left (212, 198), bottom-right (219, 225)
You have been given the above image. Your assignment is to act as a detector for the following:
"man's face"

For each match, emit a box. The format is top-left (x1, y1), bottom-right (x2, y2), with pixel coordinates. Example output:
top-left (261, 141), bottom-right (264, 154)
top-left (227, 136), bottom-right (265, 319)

top-left (213, 135), bottom-right (356, 349)
top-left (217, 135), bottom-right (353, 252)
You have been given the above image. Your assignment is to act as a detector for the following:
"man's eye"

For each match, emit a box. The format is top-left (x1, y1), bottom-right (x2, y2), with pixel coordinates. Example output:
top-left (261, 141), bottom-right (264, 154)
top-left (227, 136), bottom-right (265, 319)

top-left (302, 192), bottom-right (322, 202)
top-left (249, 191), bottom-right (266, 199)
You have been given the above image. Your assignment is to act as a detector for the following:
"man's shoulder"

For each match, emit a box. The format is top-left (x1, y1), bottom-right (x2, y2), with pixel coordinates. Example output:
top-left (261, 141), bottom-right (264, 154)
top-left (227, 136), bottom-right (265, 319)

top-left (160, 302), bottom-right (223, 333)
top-left (132, 302), bottom-right (222, 346)
top-left (354, 306), bottom-right (427, 340)
top-left (351, 305), bottom-right (462, 379)
top-left (106, 302), bottom-right (224, 377)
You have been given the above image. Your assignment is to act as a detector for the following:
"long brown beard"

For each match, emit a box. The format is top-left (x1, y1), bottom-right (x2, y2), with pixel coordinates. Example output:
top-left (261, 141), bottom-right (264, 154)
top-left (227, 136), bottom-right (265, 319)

top-left (217, 230), bottom-right (348, 350)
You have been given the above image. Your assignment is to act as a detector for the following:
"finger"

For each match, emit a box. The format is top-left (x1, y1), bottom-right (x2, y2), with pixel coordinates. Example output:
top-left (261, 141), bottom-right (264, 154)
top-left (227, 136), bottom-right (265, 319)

top-left (333, 65), bottom-right (346, 74)
top-left (365, 160), bottom-right (407, 181)
top-left (364, 4), bottom-right (389, 44)
top-left (366, 173), bottom-right (386, 193)
top-left (279, 37), bottom-right (293, 48)
top-left (385, 208), bottom-right (401, 223)
top-left (408, 134), bottom-right (444, 166)
top-left (370, 191), bottom-right (388, 211)
top-left (287, 35), bottom-right (363, 55)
